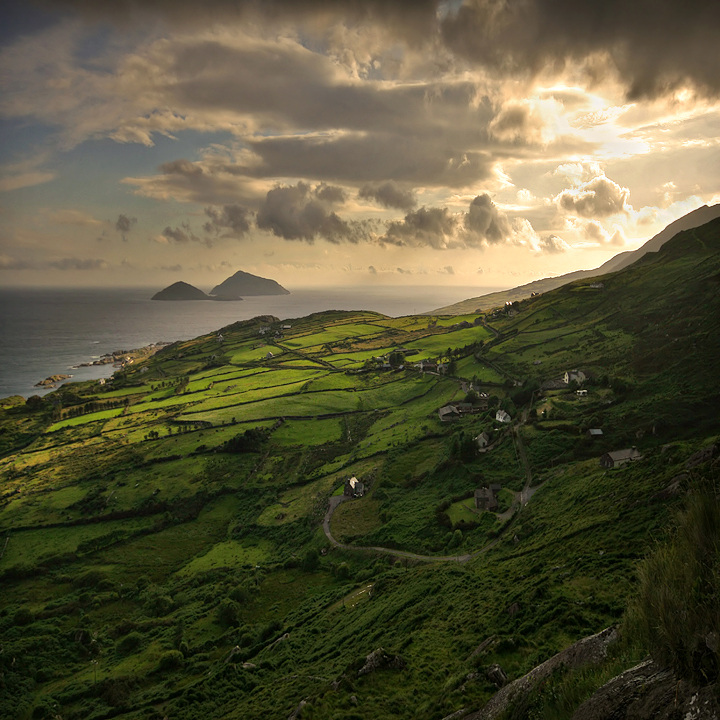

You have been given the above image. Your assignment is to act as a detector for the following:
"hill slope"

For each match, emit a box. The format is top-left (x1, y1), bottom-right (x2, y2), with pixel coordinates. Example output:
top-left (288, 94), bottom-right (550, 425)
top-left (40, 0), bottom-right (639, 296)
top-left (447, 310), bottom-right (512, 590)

top-left (1, 219), bottom-right (718, 719)
top-left (431, 204), bottom-right (720, 314)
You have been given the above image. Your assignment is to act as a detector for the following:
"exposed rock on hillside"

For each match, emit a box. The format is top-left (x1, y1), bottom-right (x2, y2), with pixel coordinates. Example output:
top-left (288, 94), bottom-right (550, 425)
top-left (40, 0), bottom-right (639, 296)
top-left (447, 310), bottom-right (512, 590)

top-left (462, 627), bottom-right (618, 719)
top-left (357, 647), bottom-right (406, 676)
top-left (571, 659), bottom-right (720, 720)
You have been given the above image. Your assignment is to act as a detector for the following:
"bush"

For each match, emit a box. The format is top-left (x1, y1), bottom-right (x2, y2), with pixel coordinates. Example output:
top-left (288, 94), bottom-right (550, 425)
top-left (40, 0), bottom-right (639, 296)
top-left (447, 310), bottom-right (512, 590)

top-left (13, 607), bottom-right (34, 626)
top-left (117, 631), bottom-right (143, 654)
top-left (217, 599), bottom-right (239, 627)
top-left (157, 650), bottom-right (184, 672)
top-left (626, 488), bottom-right (720, 684)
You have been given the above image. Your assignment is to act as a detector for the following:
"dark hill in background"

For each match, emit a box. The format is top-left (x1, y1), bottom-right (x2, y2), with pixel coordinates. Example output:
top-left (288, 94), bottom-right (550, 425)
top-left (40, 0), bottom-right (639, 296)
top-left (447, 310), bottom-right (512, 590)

top-left (151, 281), bottom-right (211, 301)
top-left (210, 270), bottom-right (290, 298)
top-left (431, 204), bottom-right (720, 314)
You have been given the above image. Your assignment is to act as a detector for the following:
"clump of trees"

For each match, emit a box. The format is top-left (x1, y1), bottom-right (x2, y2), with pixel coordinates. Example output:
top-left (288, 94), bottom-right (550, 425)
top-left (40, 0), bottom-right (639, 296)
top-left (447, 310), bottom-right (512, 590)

top-left (220, 427), bottom-right (269, 453)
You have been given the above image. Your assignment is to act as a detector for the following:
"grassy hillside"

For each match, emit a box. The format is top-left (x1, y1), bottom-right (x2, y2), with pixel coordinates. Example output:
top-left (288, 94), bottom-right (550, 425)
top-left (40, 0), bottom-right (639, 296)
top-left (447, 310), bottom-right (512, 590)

top-left (1, 220), bottom-right (719, 719)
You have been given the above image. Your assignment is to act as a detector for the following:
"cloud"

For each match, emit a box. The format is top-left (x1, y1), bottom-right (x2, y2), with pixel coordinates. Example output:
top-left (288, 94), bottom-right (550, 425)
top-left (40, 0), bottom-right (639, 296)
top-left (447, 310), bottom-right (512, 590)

top-left (51, 0), bottom-right (720, 99)
top-left (0, 255), bottom-right (37, 270)
top-left (203, 204), bottom-right (251, 236)
top-left (382, 206), bottom-right (458, 249)
top-left (0, 171), bottom-right (56, 193)
top-left (49, 257), bottom-right (109, 270)
top-left (580, 219), bottom-right (626, 246)
top-left (464, 193), bottom-right (512, 243)
top-left (488, 101), bottom-right (546, 145)
top-left (359, 181), bottom-right (416, 210)
top-left (115, 213), bottom-right (137, 241)
top-left (47, 209), bottom-right (103, 227)
top-left (161, 222), bottom-right (203, 244)
top-left (256, 181), bottom-right (370, 243)
top-left (556, 175), bottom-right (630, 218)
top-left (535, 235), bottom-right (571, 254)
top-left (440, 0), bottom-right (720, 99)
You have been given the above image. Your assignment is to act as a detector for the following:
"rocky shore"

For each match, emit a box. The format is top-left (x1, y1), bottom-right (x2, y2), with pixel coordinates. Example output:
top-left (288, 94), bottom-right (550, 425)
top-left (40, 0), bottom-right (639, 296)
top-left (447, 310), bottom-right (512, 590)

top-left (36, 342), bottom-right (171, 389)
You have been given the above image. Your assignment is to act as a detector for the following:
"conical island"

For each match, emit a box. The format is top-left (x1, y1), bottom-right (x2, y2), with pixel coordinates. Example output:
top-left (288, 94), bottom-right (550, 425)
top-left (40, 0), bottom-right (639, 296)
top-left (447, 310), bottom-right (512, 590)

top-left (151, 281), bottom-right (211, 301)
top-left (210, 270), bottom-right (289, 299)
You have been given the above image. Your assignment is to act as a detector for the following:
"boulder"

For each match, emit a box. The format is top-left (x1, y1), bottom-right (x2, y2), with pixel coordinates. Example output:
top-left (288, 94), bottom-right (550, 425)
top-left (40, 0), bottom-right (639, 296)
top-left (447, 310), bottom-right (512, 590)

top-left (571, 659), bottom-right (720, 720)
top-left (358, 647), bottom-right (406, 676)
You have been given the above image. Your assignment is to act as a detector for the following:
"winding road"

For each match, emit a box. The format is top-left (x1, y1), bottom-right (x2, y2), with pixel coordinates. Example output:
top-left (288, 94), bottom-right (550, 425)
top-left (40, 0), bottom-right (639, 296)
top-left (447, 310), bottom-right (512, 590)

top-left (322, 413), bottom-right (545, 564)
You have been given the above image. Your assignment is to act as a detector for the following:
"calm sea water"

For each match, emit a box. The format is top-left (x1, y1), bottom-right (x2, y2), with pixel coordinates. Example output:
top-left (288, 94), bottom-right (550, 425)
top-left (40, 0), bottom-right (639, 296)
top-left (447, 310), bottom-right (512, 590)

top-left (0, 285), bottom-right (493, 398)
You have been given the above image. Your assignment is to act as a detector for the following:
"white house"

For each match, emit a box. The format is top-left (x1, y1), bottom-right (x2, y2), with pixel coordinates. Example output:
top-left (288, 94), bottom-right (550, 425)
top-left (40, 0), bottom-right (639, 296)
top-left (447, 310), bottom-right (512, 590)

top-left (564, 370), bottom-right (586, 385)
top-left (495, 409), bottom-right (512, 424)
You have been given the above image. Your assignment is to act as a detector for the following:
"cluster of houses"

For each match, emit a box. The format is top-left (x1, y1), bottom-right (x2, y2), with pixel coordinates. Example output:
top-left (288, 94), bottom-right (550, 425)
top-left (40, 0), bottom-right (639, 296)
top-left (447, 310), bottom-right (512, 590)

top-left (438, 396), bottom-right (489, 422)
top-left (258, 324), bottom-right (292, 339)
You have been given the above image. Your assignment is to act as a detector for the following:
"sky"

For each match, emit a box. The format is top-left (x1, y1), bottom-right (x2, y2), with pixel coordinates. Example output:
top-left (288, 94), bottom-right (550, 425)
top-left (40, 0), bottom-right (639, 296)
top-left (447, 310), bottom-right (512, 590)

top-left (1, 0), bottom-right (719, 291)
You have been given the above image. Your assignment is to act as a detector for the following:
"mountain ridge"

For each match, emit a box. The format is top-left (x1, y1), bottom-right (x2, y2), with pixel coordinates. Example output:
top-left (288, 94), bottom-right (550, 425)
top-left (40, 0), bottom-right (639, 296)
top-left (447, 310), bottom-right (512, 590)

top-left (430, 203), bottom-right (720, 314)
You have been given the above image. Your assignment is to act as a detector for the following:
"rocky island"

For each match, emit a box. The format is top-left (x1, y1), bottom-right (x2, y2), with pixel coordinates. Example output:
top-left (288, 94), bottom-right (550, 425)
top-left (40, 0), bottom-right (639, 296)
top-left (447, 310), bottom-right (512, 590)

top-left (210, 270), bottom-right (289, 298)
top-left (151, 281), bottom-right (214, 301)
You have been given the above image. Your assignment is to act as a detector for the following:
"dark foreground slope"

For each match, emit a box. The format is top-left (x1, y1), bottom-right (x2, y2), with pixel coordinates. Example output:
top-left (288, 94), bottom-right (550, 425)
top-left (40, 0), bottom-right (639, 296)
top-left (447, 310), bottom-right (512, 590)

top-left (0, 220), bottom-right (718, 720)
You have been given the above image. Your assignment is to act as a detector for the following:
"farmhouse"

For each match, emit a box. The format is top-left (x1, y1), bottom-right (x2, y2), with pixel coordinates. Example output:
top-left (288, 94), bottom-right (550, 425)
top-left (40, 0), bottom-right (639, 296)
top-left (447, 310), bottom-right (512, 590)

top-left (474, 484), bottom-right (501, 511)
top-left (564, 370), bottom-right (586, 384)
top-left (474, 431), bottom-right (490, 449)
top-left (438, 405), bottom-right (461, 422)
top-left (587, 428), bottom-right (604, 439)
top-left (495, 409), bottom-right (512, 424)
top-left (266, 351), bottom-right (274, 359)
top-left (576, 389), bottom-right (587, 396)
top-left (344, 476), bottom-right (365, 498)
top-left (600, 448), bottom-right (643, 469)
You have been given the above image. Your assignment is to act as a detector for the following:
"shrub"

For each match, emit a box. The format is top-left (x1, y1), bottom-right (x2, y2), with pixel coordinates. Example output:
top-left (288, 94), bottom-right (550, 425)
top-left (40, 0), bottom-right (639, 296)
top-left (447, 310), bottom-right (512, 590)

top-left (117, 631), bottom-right (143, 654)
top-left (157, 650), bottom-right (184, 672)
top-left (217, 599), bottom-right (239, 627)
top-left (625, 488), bottom-right (720, 684)
top-left (13, 607), bottom-right (34, 626)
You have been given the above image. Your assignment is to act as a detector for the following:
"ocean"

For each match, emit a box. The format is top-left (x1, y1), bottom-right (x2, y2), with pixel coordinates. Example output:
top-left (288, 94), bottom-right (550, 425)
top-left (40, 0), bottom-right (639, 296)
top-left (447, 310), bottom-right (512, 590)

top-left (0, 284), bottom-right (494, 399)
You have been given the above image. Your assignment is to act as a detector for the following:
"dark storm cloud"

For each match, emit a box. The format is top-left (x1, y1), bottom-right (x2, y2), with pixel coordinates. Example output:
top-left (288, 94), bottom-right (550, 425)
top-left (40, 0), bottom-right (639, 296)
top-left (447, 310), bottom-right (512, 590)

top-left (440, 0), bottom-right (720, 98)
top-left (382, 206), bottom-right (458, 249)
top-left (464, 193), bottom-right (511, 243)
top-left (247, 134), bottom-right (493, 188)
top-left (556, 175), bottom-right (629, 218)
top-left (203, 204), bottom-right (251, 237)
top-left (256, 182), bottom-right (370, 244)
top-left (359, 181), bottom-right (417, 211)
top-left (49, 0), bottom-right (720, 97)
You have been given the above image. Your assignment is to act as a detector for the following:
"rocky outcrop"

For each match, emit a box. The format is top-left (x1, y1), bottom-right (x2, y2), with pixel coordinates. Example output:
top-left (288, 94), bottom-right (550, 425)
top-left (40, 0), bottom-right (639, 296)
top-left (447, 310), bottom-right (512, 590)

top-left (35, 374), bottom-right (71, 387)
top-left (462, 627), bottom-right (618, 720)
top-left (357, 647), bottom-right (406, 676)
top-left (571, 659), bottom-right (720, 720)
